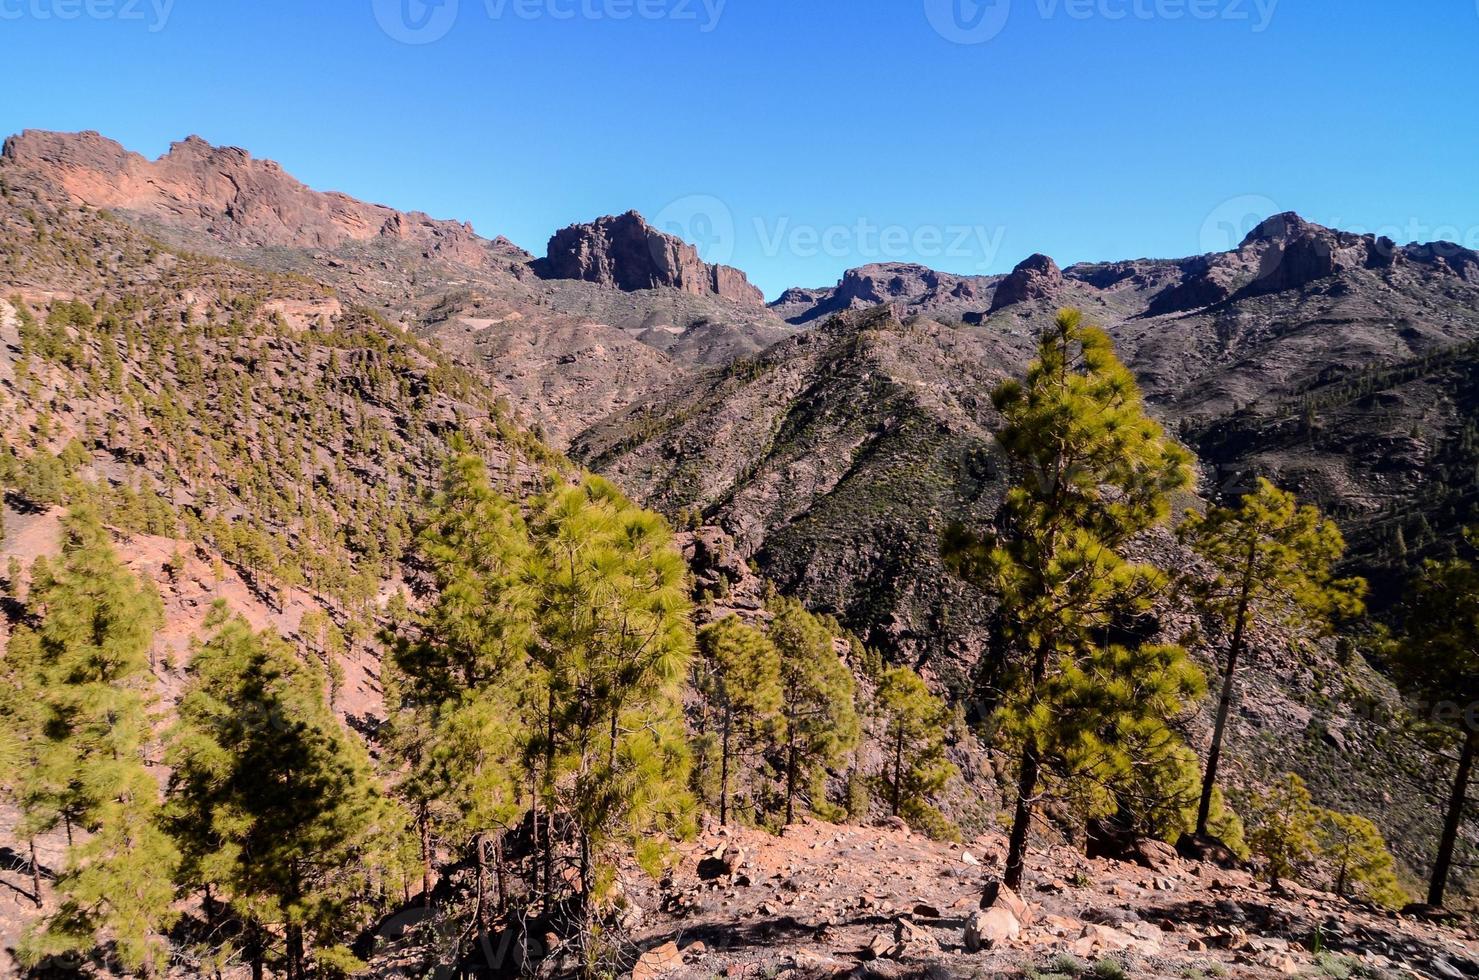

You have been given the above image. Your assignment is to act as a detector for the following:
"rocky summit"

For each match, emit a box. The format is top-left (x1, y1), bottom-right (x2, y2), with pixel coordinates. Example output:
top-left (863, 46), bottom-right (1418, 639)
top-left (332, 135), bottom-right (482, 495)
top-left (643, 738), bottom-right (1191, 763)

top-left (536, 210), bottom-right (765, 305)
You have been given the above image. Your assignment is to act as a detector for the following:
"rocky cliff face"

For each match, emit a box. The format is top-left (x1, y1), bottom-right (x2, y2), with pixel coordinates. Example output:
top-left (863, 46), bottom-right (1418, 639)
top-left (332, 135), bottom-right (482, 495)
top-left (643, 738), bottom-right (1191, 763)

top-left (988, 253), bottom-right (1064, 311)
top-left (0, 130), bottom-right (500, 265)
top-left (771, 262), bottom-right (997, 325)
top-left (535, 210), bottom-right (764, 305)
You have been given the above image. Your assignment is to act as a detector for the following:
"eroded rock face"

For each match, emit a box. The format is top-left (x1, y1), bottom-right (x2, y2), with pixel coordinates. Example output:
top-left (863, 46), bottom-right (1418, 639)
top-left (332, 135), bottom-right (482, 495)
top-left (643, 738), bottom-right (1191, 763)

top-left (769, 263), bottom-right (995, 324)
top-left (535, 210), bottom-right (763, 305)
top-left (0, 130), bottom-right (497, 264)
top-left (1146, 211), bottom-right (1479, 315)
top-left (988, 253), bottom-right (1063, 311)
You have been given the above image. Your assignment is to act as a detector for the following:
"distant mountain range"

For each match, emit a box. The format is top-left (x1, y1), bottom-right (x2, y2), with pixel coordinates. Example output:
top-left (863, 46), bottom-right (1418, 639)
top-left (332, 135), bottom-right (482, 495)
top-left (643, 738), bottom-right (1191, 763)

top-left (8, 128), bottom-right (1477, 611)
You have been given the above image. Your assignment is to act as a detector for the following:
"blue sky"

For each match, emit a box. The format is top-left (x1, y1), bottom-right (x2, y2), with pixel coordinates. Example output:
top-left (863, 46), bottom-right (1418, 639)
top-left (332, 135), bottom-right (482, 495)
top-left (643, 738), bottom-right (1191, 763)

top-left (1, 0), bottom-right (1476, 297)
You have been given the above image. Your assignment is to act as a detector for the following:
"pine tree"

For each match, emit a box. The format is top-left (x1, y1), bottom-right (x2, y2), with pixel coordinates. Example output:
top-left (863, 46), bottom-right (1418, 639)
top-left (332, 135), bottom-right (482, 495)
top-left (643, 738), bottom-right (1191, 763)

top-left (767, 597), bottom-right (860, 825)
top-left (166, 615), bottom-right (395, 980)
top-left (1245, 772), bottom-right (1318, 885)
top-left (525, 476), bottom-right (696, 949)
top-left (874, 666), bottom-right (957, 836)
top-left (944, 309), bottom-right (1193, 892)
top-left (1, 506), bottom-right (178, 975)
top-left (1316, 809), bottom-right (1407, 909)
top-left (695, 616), bottom-right (784, 826)
top-left (1180, 479), bottom-right (1366, 837)
top-left (1387, 530), bottom-right (1479, 907)
top-left (382, 449), bottom-right (534, 917)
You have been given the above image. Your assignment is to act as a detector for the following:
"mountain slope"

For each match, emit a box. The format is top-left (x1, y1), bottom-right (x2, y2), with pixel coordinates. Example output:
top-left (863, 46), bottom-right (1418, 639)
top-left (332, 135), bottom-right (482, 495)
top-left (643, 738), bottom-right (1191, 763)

top-left (0, 130), bottom-right (796, 446)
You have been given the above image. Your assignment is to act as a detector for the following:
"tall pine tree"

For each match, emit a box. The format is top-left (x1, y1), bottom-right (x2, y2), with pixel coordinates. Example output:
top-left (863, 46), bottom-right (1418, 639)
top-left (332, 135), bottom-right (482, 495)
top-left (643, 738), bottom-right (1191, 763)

top-left (382, 448), bottom-right (534, 920)
top-left (525, 476), bottom-right (696, 950)
top-left (1387, 530), bottom-right (1479, 908)
top-left (767, 597), bottom-right (859, 825)
top-left (2, 506), bottom-right (178, 976)
top-left (945, 308), bottom-right (1193, 892)
top-left (1180, 478), bottom-right (1365, 837)
top-left (695, 616), bottom-right (784, 826)
top-left (874, 666), bottom-right (957, 835)
top-left (166, 615), bottom-right (395, 980)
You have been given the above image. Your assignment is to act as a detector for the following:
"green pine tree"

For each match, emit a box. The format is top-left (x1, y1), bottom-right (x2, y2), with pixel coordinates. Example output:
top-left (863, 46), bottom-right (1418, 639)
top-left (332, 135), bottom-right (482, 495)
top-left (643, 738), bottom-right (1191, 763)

top-left (2, 506), bottom-right (178, 975)
top-left (165, 615), bottom-right (396, 980)
top-left (695, 615), bottom-right (784, 826)
top-left (1387, 529), bottom-right (1479, 907)
top-left (767, 596), bottom-right (860, 826)
top-left (1180, 478), bottom-right (1366, 837)
top-left (382, 448), bottom-right (534, 919)
top-left (525, 475), bottom-right (696, 950)
top-left (1245, 772), bottom-right (1318, 885)
top-left (1316, 809), bottom-right (1407, 909)
top-left (874, 666), bottom-right (958, 838)
top-left (944, 309), bottom-right (1193, 892)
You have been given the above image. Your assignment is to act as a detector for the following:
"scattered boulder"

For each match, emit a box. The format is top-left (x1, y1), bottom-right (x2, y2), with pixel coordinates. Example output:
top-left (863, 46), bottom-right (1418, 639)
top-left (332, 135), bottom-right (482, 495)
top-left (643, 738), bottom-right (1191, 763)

top-left (980, 880), bottom-right (1035, 926)
top-left (632, 941), bottom-right (683, 980)
top-left (1087, 820), bottom-right (1181, 872)
top-left (964, 906), bottom-right (1020, 952)
top-left (1176, 833), bottom-right (1242, 870)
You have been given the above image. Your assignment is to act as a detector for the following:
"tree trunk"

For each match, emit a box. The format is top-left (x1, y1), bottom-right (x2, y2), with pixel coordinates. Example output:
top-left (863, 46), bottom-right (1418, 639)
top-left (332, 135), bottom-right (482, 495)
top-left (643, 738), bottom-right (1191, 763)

top-left (1428, 728), bottom-right (1477, 907)
top-left (286, 923), bottom-right (304, 980)
top-left (544, 688), bottom-right (555, 896)
top-left (247, 921), bottom-right (265, 980)
top-left (785, 734), bottom-right (798, 825)
top-left (1197, 537), bottom-right (1257, 836)
top-left (418, 803), bottom-right (433, 907)
top-left (28, 837), bottom-right (40, 908)
top-left (719, 709), bottom-right (732, 826)
top-left (998, 741), bottom-right (1040, 897)
top-left (493, 834), bottom-right (508, 914)
top-left (891, 724), bottom-right (904, 816)
top-left (474, 833), bottom-right (489, 931)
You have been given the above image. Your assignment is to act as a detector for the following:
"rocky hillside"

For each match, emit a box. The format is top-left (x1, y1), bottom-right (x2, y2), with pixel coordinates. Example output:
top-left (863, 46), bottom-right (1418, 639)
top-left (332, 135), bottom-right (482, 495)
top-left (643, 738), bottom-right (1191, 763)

top-left (574, 306), bottom-right (1029, 691)
top-left (0, 131), bottom-right (795, 446)
top-left (602, 817), bottom-right (1479, 980)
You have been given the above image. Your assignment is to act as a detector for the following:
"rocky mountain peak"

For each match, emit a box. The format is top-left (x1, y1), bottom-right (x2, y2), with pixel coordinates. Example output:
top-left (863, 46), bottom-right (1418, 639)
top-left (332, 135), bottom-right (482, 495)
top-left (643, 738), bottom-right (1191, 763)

top-left (1239, 210), bottom-right (1319, 246)
top-left (989, 252), bottom-right (1064, 311)
top-left (0, 129), bottom-right (498, 264)
top-left (534, 210), bottom-right (764, 305)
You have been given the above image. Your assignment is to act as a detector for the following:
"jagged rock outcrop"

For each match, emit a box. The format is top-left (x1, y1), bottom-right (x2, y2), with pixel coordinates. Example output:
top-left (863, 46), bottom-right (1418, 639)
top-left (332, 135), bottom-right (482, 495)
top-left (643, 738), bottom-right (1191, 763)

top-left (1146, 211), bottom-right (1479, 316)
top-left (988, 252), bottom-right (1064, 311)
top-left (535, 210), bottom-right (763, 305)
top-left (0, 129), bottom-right (499, 264)
top-left (770, 262), bottom-right (995, 324)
